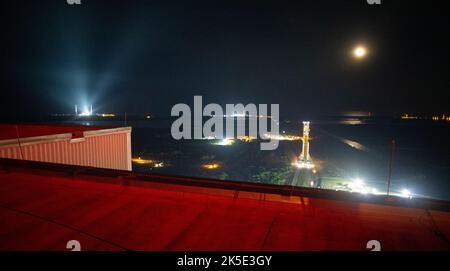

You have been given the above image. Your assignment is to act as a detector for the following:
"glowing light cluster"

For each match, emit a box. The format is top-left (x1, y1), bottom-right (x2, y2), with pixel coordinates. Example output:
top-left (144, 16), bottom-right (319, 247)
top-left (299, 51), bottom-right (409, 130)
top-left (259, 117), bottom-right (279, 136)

top-left (295, 160), bottom-right (315, 169)
top-left (349, 178), bottom-right (368, 194)
top-left (432, 114), bottom-right (450, 121)
top-left (213, 138), bottom-right (235, 146)
top-left (400, 189), bottom-right (413, 199)
top-left (78, 105), bottom-right (93, 117)
top-left (347, 178), bottom-right (382, 196)
top-left (206, 136), bottom-right (256, 143)
top-left (264, 133), bottom-right (302, 141)
top-left (401, 113), bottom-right (418, 120)
top-left (238, 135), bottom-right (256, 142)
top-left (79, 111), bottom-right (92, 116)
top-left (132, 157), bottom-right (165, 168)
top-left (202, 163), bottom-right (220, 170)
top-left (132, 157), bottom-right (154, 165)
top-left (99, 113), bottom-right (116, 117)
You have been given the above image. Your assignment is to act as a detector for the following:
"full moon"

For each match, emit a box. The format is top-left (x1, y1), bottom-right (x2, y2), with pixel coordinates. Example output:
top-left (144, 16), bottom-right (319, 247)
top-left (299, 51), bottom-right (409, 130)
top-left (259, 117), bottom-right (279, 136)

top-left (353, 46), bottom-right (367, 59)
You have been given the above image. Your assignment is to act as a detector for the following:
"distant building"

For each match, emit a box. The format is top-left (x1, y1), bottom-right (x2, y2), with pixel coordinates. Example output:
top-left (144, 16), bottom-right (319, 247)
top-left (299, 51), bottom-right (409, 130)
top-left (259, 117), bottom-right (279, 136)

top-left (0, 124), bottom-right (132, 171)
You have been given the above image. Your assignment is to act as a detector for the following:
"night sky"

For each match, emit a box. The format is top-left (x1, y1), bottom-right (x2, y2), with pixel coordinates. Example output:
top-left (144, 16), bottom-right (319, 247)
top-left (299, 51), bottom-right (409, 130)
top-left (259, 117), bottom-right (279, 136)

top-left (2, 0), bottom-right (449, 119)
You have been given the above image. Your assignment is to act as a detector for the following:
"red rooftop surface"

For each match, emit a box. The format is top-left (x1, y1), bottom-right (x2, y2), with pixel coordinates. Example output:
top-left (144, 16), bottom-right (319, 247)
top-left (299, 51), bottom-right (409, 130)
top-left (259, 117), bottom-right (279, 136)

top-left (0, 124), bottom-right (116, 140)
top-left (1, 159), bottom-right (450, 251)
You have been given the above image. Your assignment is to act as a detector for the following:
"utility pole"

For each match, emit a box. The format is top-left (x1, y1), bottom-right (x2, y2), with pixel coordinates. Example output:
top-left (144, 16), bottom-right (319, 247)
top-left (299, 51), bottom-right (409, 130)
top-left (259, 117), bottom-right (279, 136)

top-left (387, 139), bottom-right (395, 197)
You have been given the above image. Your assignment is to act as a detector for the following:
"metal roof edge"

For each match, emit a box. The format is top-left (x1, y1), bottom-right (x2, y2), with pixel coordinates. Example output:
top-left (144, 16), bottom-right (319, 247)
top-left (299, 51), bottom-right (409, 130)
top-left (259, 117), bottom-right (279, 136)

top-left (83, 126), bottom-right (132, 137)
top-left (0, 133), bottom-right (73, 147)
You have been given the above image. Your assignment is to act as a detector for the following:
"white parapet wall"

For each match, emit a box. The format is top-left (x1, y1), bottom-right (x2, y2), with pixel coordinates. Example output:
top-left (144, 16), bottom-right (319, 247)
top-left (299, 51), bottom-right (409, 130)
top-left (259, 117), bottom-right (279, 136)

top-left (0, 126), bottom-right (132, 171)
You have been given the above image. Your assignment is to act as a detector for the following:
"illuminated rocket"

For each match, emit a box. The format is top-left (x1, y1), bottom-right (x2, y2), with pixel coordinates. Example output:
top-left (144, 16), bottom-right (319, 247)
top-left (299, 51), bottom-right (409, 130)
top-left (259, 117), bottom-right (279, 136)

top-left (299, 121), bottom-right (311, 162)
top-left (297, 121), bottom-right (314, 169)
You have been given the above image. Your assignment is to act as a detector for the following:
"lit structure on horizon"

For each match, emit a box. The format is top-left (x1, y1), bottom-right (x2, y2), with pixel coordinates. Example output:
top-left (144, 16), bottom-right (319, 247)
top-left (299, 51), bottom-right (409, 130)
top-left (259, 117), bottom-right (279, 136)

top-left (99, 113), bottom-right (116, 117)
top-left (349, 178), bottom-right (368, 194)
top-left (296, 121), bottom-right (315, 169)
top-left (238, 135), bottom-right (256, 142)
top-left (432, 114), bottom-right (450, 121)
top-left (213, 138), bottom-right (235, 146)
top-left (131, 157), bottom-right (154, 165)
top-left (263, 133), bottom-right (301, 141)
top-left (400, 188), bottom-right (413, 199)
top-left (201, 163), bottom-right (220, 170)
top-left (401, 113), bottom-right (418, 120)
top-left (75, 104), bottom-right (94, 116)
top-left (132, 157), bottom-right (165, 168)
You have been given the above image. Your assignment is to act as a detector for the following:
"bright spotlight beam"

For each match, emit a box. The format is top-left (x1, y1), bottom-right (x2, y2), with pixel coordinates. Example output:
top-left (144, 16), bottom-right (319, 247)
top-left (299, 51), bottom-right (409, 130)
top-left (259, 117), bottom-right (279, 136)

top-left (401, 189), bottom-right (413, 199)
